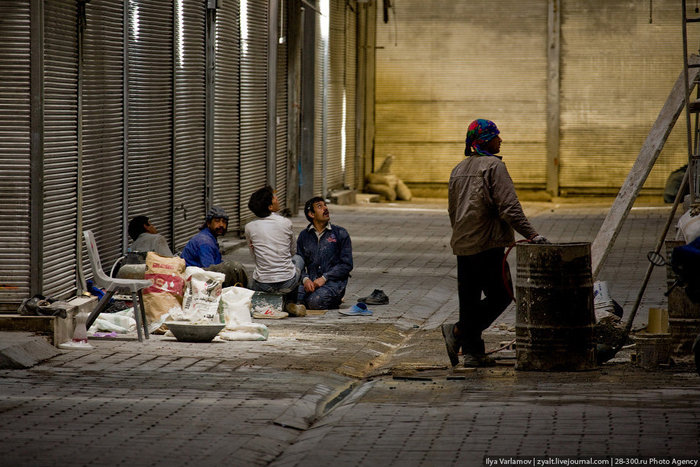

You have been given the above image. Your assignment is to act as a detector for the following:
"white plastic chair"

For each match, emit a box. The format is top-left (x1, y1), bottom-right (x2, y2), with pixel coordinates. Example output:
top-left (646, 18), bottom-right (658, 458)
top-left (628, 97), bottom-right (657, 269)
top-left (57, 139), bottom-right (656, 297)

top-left (83, 230), bottom-right (153, 342)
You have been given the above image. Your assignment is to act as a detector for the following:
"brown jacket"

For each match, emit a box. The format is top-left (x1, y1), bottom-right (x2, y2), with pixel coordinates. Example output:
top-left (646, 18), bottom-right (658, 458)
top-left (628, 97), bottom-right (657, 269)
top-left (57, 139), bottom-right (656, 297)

top-left (448, 154), bottom-right (537, 256)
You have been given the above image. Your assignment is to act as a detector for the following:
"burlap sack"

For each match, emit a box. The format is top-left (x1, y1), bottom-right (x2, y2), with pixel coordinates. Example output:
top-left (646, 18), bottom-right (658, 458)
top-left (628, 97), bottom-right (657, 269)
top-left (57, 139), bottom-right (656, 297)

top-left (365, 183), bottom-right (397, 201)
top-left (396, 179), bottom-right (412, 201)
top-left (366, 172), bottom-right (399, 189)
top-left (142, 253), bottom-right (186, 327)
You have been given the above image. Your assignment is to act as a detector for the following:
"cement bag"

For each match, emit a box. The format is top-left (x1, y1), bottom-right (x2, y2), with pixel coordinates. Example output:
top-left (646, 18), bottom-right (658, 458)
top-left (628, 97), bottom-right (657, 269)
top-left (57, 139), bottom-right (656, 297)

top-left (218, 286), bottom-right (268, 341)
top-left (677, 210), bottom-right (700, 243)
top-left (180, 267), bottom-right (225, 323)
top-left (88, 309), bottom-right (137, 334)
top-left (143, 253), bottom-right (186, 330)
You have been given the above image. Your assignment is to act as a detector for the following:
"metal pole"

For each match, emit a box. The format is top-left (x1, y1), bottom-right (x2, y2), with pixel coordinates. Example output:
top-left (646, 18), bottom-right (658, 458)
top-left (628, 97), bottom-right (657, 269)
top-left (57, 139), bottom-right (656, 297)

top-left (268, 0), bottom-right (279, 188)
top-left (30, 0), bottom-right (44, 296)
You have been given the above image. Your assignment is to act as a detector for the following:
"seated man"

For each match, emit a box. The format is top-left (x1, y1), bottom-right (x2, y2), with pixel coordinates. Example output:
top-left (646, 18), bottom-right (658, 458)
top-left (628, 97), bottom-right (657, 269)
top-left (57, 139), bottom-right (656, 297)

top-left (181, 206), bottom-right (248, 288)
top-left (296, 197), bottom-right (353, 310)
top-left (245, 186), bottom-right (306, 317)
top-left (128, 215), bottom-right (173, 257)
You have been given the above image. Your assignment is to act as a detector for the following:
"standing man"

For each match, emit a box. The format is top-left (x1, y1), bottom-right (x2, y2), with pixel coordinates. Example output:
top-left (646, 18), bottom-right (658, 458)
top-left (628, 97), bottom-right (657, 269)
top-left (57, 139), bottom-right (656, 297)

top-left (181, 206), bottom-right (248, 287)
top-left (296, 197), bottom-right (353, 310)
top-left (443, 119), bottom-right (548, 368)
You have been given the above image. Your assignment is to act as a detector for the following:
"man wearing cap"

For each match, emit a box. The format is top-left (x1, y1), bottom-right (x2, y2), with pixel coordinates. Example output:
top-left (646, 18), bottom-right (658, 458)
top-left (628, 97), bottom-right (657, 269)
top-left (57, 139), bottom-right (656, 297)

top-left (181, 206), bottom-right (248, 287)
top-left (296, 197), bottom-right (353, 310)
top-left (442, 119), bottom-right (548, 368)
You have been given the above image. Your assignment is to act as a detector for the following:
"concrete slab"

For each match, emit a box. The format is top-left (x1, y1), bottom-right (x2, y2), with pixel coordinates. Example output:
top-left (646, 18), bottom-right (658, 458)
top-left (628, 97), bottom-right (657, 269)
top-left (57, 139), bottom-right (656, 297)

top-left (0, 332), bottom-right (61, 369)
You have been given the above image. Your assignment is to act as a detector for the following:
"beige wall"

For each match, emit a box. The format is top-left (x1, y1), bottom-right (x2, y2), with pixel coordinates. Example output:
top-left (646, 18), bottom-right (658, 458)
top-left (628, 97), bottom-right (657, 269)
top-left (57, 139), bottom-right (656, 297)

top-left (374, 0), bottom-right (689, 195)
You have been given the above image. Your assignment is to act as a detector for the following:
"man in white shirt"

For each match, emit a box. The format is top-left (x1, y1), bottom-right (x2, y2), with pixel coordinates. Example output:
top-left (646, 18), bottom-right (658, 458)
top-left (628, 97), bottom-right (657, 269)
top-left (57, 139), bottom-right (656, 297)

top-left (245, 186), bottom-right (306, 317)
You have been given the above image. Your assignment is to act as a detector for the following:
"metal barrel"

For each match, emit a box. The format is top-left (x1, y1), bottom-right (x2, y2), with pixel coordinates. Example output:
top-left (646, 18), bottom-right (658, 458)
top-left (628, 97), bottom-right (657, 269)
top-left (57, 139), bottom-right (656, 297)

top-left (665, 240), bottom-right (700, 354)
top-left (515, 242), bottom-right (596, 371)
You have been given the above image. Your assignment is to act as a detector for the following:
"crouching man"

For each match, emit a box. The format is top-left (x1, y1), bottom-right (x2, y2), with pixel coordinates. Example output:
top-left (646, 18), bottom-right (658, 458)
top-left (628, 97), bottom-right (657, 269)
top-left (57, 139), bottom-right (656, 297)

top-left (181, 206), bottom-right (248, 288)
top-left (296, 197), bottom-right (353, 310)
top-left (245, 186), bottom-right (306, 318)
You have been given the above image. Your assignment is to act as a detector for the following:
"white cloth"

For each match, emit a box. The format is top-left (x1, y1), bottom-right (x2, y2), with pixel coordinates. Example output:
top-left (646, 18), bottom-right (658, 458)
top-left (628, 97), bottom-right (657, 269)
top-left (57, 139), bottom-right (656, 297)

top-left (245, 213), bottom-right (297, 283)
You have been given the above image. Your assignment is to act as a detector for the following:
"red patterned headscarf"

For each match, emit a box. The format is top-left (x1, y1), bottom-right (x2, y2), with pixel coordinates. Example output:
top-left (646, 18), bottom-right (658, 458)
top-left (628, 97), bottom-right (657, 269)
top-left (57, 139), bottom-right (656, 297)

top-left (465, 119), bottom-right (500, 156)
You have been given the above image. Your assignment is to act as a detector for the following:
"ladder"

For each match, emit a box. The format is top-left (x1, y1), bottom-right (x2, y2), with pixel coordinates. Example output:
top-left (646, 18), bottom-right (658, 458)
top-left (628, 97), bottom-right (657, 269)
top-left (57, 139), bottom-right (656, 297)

top-left (683, 0), bottom-right (700, 205)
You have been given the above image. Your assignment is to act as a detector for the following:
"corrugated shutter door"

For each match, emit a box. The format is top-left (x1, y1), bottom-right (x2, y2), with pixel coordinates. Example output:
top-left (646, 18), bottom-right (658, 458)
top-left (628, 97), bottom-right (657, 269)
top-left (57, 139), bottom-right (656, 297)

top-left (173, 0), bottom-right (206, 251)
top-left (313, 9), bottom-right (324, 197)
top-left (214, 0), bottom-right (241, 232)
top-left (344, 1), bottom-right (356, 190)
top-left (82, 0), bottom-right (125, 274)
top-left (43, 0), bottom-right (78, 298)
top-left (0, 1), bottom-right (31, 306)
top-left (239, 0), bottom-right (269, 227)
top-left (374, 0), bottom-right (547, 188)
top-left (127, 0), bottom-right (174, 240)
top-left (326, 0), bottom-right (344, 191)
top-left (276, 4), bottom-right (288, 208)
top-left (559, 1), bottom-right (687, 194)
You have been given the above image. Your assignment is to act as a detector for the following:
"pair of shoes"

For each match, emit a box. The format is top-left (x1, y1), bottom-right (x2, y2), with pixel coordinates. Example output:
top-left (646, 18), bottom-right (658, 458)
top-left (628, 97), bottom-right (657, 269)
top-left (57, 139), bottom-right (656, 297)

top-left (339, 302), bottom-right (373, 316)
top-left (285, 303), bottom-right (307, 317)
top-left (358, 289), bottom-right (389, 305)
top-left (253, 308), bottom-right (288, 319)
top-left (462, 353), bottom-right (497, 368)
top-left (441, 323), bottom-right (460, 367)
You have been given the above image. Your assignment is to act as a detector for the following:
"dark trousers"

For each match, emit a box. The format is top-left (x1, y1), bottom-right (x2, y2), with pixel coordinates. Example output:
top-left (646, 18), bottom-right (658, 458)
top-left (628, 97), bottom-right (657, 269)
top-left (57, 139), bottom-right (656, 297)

top-left (457, 247), bottom-right (513, 355)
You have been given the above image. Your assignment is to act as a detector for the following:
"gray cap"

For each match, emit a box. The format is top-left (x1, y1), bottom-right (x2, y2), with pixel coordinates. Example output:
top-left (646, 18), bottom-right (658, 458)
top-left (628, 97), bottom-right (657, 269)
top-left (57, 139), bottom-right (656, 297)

top-left (206, 206), bottom-right (229, 222)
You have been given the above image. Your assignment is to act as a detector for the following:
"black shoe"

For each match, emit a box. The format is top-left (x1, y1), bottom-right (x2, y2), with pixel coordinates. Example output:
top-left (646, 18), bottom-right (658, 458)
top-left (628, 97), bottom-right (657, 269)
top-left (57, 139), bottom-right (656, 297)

top-left (441, 323), bottom-right (460, 367)
top-left (358, 289), bottom-right (389, 305)
top-left (463, 353), bottom-right (497, 368)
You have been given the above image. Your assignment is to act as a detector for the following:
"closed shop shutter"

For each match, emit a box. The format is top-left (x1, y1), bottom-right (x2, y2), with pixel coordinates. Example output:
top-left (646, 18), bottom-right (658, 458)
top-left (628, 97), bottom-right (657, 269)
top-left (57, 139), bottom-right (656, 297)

top-left (126, 0), bottom-right (174, 241)
top-left (325, 0), bottom-right (344, 191)
top-left (313, 7), bottom-right (325, 197)
top-left (0, 1), bottom-right (31, 307)
top-left (344, 1), bottom-right (357, 190)
top-left (173, 0), bottom-right (206, 250)
top-left (276, 2), bottom-right (288, 208)
top-left (82, 0), bottom-right (125, 274)
top-left (559, 1), bottom-right (686, 194)
top-left (374, 0), bottom-right (547, 188)
top-left (43, 0), bottom-right (78, 298)
top-left (239, 0), bottom-right (269, 227)
top-left (213, 0), bottom-right (241, 232)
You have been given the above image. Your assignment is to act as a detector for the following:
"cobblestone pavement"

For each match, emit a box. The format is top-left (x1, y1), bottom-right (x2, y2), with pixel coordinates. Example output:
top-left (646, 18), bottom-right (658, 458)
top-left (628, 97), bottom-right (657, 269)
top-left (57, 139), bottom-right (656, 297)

top-left (1, 199), bottom-right (698, 466)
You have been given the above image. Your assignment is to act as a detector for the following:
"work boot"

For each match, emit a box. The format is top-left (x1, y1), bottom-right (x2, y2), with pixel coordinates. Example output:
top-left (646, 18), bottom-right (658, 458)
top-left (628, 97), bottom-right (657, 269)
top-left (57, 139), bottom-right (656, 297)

top-left (441, 323), bottom-right (460, 367)
top-left (285, 302), bottom-right (307, 317)
top-left (463, 353), bottom-right (497, 368)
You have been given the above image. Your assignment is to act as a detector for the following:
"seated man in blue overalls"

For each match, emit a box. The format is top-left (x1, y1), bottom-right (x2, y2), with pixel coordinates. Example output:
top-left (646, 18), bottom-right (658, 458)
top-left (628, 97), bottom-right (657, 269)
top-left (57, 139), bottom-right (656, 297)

top-left (296, 197), bottom-right (353, 310)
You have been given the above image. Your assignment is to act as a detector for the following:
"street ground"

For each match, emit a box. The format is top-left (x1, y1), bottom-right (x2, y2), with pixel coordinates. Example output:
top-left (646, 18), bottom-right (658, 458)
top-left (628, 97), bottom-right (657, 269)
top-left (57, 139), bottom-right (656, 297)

top-left (1, 198), bottom-right (698, 466)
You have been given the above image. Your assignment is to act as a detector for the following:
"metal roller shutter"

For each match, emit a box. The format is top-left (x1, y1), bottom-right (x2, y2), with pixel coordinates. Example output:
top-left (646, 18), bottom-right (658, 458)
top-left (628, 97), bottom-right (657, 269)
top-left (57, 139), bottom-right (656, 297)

top-left (82, 0), bottom-right (125, 275)
top-left (325, 0), bottom-right (344, 191)
top-left (313, 5), bottom-right (326, 197)
top-left (344, 1), bottom-right (357, 190)
top-left (173, 0), bottom-right (206, 251)
top-left (126, 0), bottom-right (174, 241)
top-left (239, 0), bottom-right (269, 227)
top-left (559, 1), bottom-right (687, 194)
top-left (213, 0), bottom-right (241, 232)
top-left (275, 1), bottom-right (288, 208)
top-left (374, 0), bottom-right (547, 189)
top-left (0, 1), bottom-right (31, 307)
top-left (43, 0), bottom-right (78, 298)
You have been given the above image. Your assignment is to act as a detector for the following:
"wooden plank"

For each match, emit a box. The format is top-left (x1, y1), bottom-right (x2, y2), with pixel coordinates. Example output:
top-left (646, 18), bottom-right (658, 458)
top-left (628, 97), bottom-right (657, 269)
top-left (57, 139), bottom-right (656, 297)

top-left (591, 55), bottom-right (700, 279)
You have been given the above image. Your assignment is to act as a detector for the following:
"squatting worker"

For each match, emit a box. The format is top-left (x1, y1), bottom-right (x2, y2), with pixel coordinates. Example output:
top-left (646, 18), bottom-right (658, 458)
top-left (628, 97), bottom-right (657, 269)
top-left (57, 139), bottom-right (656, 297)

top-left (442, 119), bottom-right (549, 368)
top-left (296, 197), bottom-right (353, 310)
top-left (181, 206), bottom-right (249, 288)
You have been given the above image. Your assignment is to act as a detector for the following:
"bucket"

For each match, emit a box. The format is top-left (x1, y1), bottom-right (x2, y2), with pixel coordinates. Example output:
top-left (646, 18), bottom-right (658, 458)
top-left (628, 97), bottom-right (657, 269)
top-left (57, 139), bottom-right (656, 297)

top-left (515, 242), bottom-right (596, 371)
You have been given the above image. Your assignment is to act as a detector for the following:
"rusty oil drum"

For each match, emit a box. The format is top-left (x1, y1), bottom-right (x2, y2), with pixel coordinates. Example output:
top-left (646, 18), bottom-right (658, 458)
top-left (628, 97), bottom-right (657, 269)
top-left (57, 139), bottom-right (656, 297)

top-left (515, 242), bottom-right (596, 371)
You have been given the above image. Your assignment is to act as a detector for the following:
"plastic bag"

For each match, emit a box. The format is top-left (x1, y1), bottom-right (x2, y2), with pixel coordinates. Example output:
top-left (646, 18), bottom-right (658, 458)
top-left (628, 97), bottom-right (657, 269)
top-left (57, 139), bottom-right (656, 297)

top-left (218, 286), bottom-right (268, 341)
top-left (179, 267), bottom-right (225, 323)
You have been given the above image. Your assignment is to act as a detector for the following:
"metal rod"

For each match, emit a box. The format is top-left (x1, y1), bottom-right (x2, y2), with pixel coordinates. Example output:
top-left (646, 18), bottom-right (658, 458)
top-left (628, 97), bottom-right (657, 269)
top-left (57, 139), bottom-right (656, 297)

top-left (616, 168), bottom-right (689, 350)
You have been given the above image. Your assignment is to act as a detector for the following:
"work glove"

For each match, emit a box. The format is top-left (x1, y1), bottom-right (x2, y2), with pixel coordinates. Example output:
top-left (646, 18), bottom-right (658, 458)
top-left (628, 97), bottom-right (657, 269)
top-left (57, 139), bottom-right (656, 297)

top-left (530, 235), bottom-right (550, 244)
